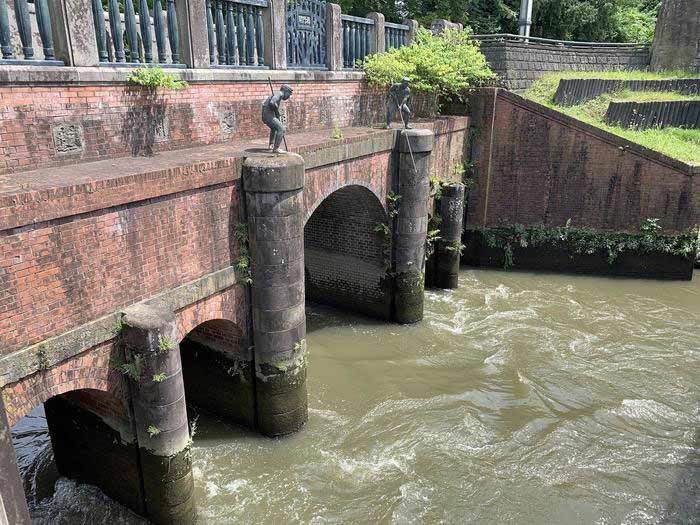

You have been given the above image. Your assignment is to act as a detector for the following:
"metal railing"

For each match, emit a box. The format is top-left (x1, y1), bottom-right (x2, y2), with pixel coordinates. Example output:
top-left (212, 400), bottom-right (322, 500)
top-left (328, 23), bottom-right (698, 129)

top-left (94, 0), bottom-right (182, 65)
top-left (207, 0), bottom-right (267, 67)
top-left (0, 0), bottom-right (62, 64)
top-left (341, 14), bottom-right (372, 69)
top-left (472, 33), bottom-right (650, 49)
top-left (384, 21), bottom-right (408, 50)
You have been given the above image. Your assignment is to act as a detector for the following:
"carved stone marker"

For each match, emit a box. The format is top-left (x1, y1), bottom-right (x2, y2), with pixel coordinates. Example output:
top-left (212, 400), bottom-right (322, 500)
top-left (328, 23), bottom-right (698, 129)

top-left (52, 123), bottom-right (84, 154)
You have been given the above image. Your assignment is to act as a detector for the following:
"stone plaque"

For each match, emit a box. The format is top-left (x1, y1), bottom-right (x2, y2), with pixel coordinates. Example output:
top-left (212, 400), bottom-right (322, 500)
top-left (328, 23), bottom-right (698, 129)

top-left (219, 111), bottom-right (236, 136)
top-left (154, 117), bottom-right (169, 143)
top-left (52, 123), bottom-right (84, 155)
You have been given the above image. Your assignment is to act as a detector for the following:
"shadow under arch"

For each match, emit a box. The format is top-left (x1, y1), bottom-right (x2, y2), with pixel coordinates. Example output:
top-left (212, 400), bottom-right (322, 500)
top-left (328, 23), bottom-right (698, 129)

top-left (179, 318), bottom-right (255, 429)
top-left (304, 184), bottom-right (392, 320)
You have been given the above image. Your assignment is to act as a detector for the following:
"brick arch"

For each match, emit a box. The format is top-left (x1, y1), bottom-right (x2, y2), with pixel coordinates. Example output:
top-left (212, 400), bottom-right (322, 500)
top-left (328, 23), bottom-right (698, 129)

top-left (2, 340), bottom-right (123, 427)
top-left (175, 285), bottom-right (248, 343)
top-left (304, 184), bottom-right (392, 319)
top-left (305, 180), bottom-right (388, 224)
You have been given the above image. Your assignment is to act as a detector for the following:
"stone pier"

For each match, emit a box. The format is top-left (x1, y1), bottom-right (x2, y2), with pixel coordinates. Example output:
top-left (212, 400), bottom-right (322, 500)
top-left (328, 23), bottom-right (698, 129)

top-left (434, 183), bottom-right (465, 289)
top-left (243, 153), bottom-right (309, 437)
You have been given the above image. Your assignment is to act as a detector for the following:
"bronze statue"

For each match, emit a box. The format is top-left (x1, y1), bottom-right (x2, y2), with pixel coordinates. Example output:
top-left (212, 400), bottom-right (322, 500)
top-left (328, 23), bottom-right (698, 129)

top-left (386, 77), bottom-right (412, 129)
top-left (262, 84), bottom-right (293, 152)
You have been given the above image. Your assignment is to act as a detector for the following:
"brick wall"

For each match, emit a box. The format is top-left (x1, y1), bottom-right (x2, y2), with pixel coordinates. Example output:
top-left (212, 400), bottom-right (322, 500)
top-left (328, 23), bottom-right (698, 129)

top-left (0, 79), bottom-right (386, 175)
top-left (305, 185), bottom-right (391, 318)
top-left (467, 89), bottom-right (699, 232)
top-left (479, 41), bottom-right (650, 91)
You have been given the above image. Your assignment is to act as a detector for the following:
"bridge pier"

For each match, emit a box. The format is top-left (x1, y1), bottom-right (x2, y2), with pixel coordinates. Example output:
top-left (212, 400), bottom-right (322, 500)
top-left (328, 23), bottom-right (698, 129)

top-left (122, 304), bottom-right (196, 524)
top-left (243, 153), bottom-right (308, 437)
top-left (0, 396), bottom-right (31, 524)
top-left (433, 183), bottom-right (465, 289)
top-left (393, 129), bottom-right (433, 323)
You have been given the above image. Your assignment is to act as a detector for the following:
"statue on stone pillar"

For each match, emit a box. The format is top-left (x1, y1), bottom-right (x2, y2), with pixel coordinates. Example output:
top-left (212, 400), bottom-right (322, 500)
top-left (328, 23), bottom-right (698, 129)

top-left (386, 77), bottom-right (412, 129)
top-left (262, 84), bottom-right (293, 152)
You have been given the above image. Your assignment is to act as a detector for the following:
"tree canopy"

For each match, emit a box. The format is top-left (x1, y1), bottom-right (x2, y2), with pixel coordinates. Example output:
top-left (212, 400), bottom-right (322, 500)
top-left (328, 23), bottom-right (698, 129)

top-left (339, 0), bottom-right (660, 42)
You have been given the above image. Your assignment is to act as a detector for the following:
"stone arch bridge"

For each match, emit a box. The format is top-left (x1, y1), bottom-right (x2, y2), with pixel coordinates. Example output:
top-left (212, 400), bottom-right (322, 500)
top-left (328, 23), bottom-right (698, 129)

top-left (0, 118), bottom-right (468, 523)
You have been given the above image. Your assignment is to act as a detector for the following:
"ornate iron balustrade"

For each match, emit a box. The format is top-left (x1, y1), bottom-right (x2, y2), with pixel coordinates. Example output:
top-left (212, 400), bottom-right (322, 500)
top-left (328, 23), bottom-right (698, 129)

top-left (0, 0), bottom-right (63, 64)
top-left (286, 0), bottom-right (326, 70)
top-left (384, 21), bottom-right (408, 51)
top-left (92, 0), bottom-right (183, 65)
top-left (206, 0), bottom-right (267, 67)
top-left (341, 14), bottom-right (372, 69)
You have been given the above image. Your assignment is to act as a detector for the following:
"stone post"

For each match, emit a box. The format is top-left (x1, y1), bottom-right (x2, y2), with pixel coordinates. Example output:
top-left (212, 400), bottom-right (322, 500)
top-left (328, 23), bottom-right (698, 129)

top-left (402, 18), bottom-right (419, 44)
top-left (264, 0), bottom-right (287, 69)
top-left (434, 183), bottom-right (465, 289)
top-left (326, 3), bottom-right (342, 70)
top-left (430, 19), bottom-right (462, 35)
top-left (122, 305), bottom-right (195, 525)
top-left (243, 153), bottom-right (308, 437)
top-left (393, 129), bottom-right (433, 324)
top-left (0, 396), bottom-right (31, 525)
top-left (48, 0), bottom-right (99, 66)
top-left (366, 12), bottom-right (385, 54)
top-left (176, 0), bottom-right (210, 68)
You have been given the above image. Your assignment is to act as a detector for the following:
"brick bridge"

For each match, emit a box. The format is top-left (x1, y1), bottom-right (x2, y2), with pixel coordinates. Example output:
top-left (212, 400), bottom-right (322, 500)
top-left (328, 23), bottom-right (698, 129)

top-left (0, 108), bottom-right (468, 522)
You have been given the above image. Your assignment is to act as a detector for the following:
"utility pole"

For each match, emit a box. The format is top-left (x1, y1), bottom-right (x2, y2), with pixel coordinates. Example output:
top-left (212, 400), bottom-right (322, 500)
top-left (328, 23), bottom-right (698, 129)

top-left (518, 0), bottom-right (533, 38)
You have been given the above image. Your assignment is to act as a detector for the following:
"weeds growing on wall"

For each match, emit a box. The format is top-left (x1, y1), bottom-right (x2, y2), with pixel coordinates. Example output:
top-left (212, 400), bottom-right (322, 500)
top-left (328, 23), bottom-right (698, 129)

top-left (126, 66), bottom-right (188, 90)
top-left (234, 224), bottom-right (253, 284)
top-left (473, 219), bottom-right (699, 270)
top-left (363, 28), bottom-right (495, 101)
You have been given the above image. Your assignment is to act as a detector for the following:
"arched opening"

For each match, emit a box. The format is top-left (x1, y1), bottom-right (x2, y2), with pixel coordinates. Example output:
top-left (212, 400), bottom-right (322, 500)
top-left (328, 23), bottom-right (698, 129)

top-left (179, 319), bottom-right (254, 428)
top-left (304, 185), bottom-right (391, 319)
top-left (8, 388), bottom-right (144, 521)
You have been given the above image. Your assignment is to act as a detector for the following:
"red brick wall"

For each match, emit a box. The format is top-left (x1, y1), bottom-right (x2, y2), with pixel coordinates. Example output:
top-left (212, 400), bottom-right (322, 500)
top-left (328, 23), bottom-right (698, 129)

top-left (0, 80), bottom-right (387, 175)
top-left (467, 89), bottom-right (699, 232)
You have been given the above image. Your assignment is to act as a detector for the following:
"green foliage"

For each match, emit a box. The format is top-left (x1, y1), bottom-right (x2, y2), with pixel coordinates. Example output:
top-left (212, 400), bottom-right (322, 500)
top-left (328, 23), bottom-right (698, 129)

top-left (463, 177), bottom-right (476, 194)
top-left (113, 315), bottom-right (124, 336)
top-left (120, 354), bottom-right (143, 381)
top-left (152, 373), bottom-right (167, 383)
top-left (387, 191), bottom-right (402, 218)
top-left (429, 175), bottom-right (444, 200)
top-left (330, 122), bottom-right (343, 140)
top-left (234, 223), bottom-right (253, 285)
top-left (374, 222), bottom-right (390, 236)
top-left (425, 228), bottom-right (441, 258)
top-left (294, 339), bottom-right (306, 352)
top-left (157, 335), bottom-right (174, 354)
top-left (476, 220), bottom-right (699, 270)
top-left (126, 66), bottom-right (188, 90)
top-left (363, 28), bottom-right (495, 99)
top-left (36, 344), bottom-right (49, 371)
top-left (444, 240), bottom-right (466, 255)
top-left (147, 425), bottom-right (161, 437)
top-left (523, 72), bottom-right (700, 164)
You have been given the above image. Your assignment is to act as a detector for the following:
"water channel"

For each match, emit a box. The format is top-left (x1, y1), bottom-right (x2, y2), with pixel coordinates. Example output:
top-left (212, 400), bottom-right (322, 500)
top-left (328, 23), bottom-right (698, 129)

top-left (12, 268), bottom-right (700, 524)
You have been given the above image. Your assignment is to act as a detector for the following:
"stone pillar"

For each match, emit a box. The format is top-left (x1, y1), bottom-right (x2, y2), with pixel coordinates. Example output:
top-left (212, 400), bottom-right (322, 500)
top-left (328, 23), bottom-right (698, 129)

top-left (402, 18), bottom-right (419, 44)
top-left (264, 0), bottom-right (287, 69)
top-left (326, 3), bottom-right (342, 70)
top-left (430, 19), bottom-right (462, 35)
top-left (0, 396), bottom-right (31, 525)
top-left (393, 129), bottom-right (433, 324)
top-left (122, 305), bottom-right (195, 525)
top-left (243, 153), bottom-right (308, 437)
top-left (650, 0), bottom-right (700, 71)
top-left (176, 0), bottom-right (210, 68)
top-left (434, 183), bottom-right (465, 289)
top-left (366, 12), bottom-right (385, 54)
top-left (48, 0), bottom-right (99, 66)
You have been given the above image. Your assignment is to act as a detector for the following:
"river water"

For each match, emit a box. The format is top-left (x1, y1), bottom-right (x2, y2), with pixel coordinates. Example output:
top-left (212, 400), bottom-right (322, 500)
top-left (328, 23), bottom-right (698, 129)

top-left (12, 269), bottom-right (700, 524)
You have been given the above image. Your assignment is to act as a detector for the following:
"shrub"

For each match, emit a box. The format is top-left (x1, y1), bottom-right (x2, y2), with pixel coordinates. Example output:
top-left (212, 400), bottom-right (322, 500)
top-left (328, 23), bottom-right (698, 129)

top-left (126, 66), bottom-right (188, 90)
top-left (362, 28), bottom-right (495, 100)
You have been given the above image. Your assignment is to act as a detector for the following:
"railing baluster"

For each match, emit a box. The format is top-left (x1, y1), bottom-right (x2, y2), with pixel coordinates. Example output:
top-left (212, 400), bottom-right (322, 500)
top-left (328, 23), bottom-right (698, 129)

top-left (246, 5), bottom-right (254, 65)
top-left (34, 0), bottom-right (55, 59)
top-left (153, 0), bottom-right (167, 62)
top-left (91, 0), bottom-right (108, 62)
top-left (0, 0), bottom-right (15, 59)
top-left (14, 0), bottom-right (33, 59)
top-left (124, 0), bottom-right (139, 62)
top-left (236, 4), bottom-right (245, 65)
top-left (139, 0), bottom-right (153, 62)
top-left (343, 21), bottom-right (349, 67)
top-left (206, 0), bottom-right (215, 64)
top-left (166, 0), bottom-right (179, 63)
top-left (215, 0), bottom-right (225, 64)
top-left (226, 1), bottom-right (236, 65)
top-left (108, 0), bottom-right (125, 62)
top-left (349, 22), bottom-right (355, 67)
top-left (255, 6), bottom-right (263, 66)
top-left (354, 22), bottom-right (360, 67)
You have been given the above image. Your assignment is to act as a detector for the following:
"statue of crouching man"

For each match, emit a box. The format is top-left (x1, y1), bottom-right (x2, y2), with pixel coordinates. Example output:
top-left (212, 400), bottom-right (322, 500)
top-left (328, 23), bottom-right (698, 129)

top-left (262, 84), bottom-right (293, 153)
top-left (385, 77), bottom-right (412, 129)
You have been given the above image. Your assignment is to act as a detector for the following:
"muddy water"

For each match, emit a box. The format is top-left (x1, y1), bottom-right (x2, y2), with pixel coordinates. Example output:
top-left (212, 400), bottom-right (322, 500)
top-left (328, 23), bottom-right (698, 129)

top-left (12, 269), bottom-right (700, 524)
